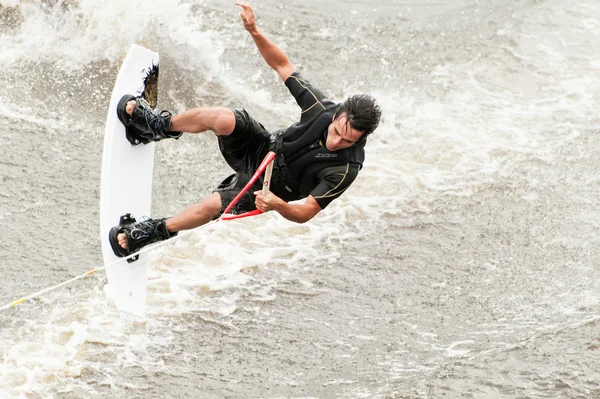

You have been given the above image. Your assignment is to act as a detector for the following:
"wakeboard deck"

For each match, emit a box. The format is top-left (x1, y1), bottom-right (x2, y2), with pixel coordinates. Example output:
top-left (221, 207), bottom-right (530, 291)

top-left (100, 44), bottom-right (159, 317)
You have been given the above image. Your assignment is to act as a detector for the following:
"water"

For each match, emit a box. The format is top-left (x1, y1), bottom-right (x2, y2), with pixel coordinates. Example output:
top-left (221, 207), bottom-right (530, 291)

top-left (1, 0), bottom-right (599, 397)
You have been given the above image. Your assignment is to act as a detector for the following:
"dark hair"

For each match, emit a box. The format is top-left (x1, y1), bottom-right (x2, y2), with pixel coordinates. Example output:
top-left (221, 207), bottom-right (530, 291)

top-left (335, 94), bottom-right (382, 141)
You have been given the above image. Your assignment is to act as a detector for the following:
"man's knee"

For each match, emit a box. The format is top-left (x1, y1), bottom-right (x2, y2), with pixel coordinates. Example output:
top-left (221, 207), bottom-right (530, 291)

top-left (206, 192), bottom-right (223, 213)
top-left (211, 108), bottom-right (236, 136)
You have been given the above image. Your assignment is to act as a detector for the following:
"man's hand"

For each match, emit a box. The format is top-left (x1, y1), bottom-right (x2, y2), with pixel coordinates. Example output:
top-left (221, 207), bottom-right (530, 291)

top-left (234, 0), bottom-right (294, 81)
top-left (254, 190), bottom-right (283, 213)
top-left (235, 1), bottom-right (257, 34)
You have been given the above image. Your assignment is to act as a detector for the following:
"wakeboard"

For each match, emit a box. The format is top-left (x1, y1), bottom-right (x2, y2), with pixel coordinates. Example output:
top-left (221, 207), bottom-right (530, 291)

top-left (100, 44), bottom-right (159, 317)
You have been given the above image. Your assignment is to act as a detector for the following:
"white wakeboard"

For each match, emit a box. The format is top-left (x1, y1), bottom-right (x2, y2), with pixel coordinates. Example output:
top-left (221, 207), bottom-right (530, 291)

top-left (100, 45), bottom-right (159, 317)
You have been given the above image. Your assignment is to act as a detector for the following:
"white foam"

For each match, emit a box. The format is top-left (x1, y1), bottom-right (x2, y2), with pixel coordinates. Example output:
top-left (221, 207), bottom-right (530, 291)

top-left (1, 0), bottom-right (600, 396)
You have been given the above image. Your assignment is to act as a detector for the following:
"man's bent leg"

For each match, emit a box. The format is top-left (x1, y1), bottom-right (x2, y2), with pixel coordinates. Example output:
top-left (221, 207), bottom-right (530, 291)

top-left (165, 192), bottom-right (223, 231)
top-left (125, 101), bottom-right (236, 136)
top-left (116, 192), bottom-right (222, 250)
top-left (170, 107), bottom-right (236, 136)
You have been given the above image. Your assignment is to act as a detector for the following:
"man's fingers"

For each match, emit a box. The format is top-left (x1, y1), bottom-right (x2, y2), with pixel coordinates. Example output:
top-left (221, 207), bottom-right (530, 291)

top-left (235, 1), bottom-right (253, 17)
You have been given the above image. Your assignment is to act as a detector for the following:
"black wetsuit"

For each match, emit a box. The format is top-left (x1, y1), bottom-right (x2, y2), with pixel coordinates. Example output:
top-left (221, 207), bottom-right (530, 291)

top-left (215, 72), bottom-right (364, 215)
top-left (271, 72), bottom-right (365, 209)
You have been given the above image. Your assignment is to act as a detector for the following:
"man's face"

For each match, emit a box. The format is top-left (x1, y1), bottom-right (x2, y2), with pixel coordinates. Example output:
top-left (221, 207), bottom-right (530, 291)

top-left (326, 113), bottom-right (364, 152)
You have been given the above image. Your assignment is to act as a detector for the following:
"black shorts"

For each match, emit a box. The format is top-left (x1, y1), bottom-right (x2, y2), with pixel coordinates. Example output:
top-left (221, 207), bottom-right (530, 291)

top-left (213, 108), bottom-right (272, 216)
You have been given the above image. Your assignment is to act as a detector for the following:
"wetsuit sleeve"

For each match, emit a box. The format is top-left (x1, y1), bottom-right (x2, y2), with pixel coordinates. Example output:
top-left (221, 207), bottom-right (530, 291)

top-left (310, 164), bottom-right (360, 209)
top-left (285, 72), bottom-right (336, 123)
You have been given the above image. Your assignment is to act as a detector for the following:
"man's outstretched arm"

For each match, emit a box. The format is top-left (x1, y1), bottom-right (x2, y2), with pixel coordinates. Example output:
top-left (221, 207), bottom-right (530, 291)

top-left (235, 1), bottom-right (295, 82)
top-left (254, 192), bottom-right (322, 224)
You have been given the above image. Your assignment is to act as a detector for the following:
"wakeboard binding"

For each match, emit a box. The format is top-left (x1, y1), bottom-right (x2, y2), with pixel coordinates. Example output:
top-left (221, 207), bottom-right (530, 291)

top-left (116, 94), bottom-right (182, 146)
top-left (109, 213), bottom-right (177, 262)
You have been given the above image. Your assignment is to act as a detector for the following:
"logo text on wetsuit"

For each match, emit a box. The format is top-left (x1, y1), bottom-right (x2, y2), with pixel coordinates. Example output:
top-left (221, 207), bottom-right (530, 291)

top-left (315, 153), bottom-right (338, 158)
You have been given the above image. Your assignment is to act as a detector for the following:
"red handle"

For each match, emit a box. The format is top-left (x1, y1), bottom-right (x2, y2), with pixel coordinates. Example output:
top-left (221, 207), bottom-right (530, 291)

top-left (220, 151), bottom-right (276, 220)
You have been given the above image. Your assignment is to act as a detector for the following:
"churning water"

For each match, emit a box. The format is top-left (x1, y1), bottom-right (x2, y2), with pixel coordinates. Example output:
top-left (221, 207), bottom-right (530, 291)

top-left (1, 0), bottom-right (600, 397)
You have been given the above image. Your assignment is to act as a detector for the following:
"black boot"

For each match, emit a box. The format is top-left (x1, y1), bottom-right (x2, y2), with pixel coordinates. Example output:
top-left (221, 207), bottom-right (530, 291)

top-left (109, 214), bottom-right (177, 258)
top-left (116, 94), bottom-right (183, 145)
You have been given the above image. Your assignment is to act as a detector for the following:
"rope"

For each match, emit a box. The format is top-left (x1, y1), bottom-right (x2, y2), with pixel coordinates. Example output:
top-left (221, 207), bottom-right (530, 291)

top-left (0, 151), bottom-right (276, 311)
top-left (0, 219), bottom-right (217, 311)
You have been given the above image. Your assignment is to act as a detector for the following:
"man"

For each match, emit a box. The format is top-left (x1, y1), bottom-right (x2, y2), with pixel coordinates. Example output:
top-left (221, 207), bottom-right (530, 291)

top-left (109, 1), bottom-right (382, 258)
